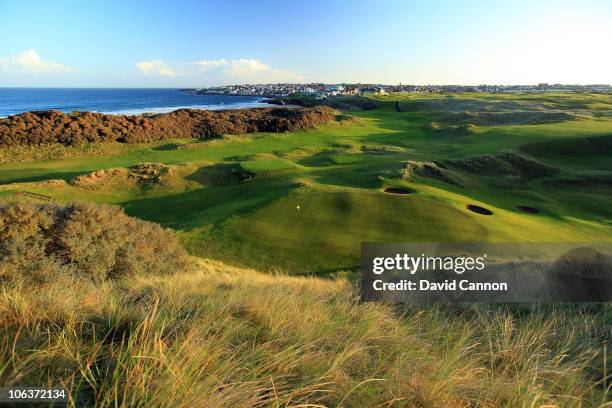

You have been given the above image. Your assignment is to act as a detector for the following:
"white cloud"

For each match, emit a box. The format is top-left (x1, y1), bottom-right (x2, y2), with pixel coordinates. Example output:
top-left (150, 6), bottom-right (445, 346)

top-left (137, 58), bottom-right (302, 83)
top-left (193, 59), bottom-right (229, 70)
top-left (193, 58), bottom-right (301, 82)
top-left (135, 61), bottom-right (156, 74)
top-left (0, 49), bottom-right (75, 74)
top-left (158, 67), bottom-right (177, 77)
top-left (194, 59), bottom-right (268, 73)
top-left (136, 60), bottom-right (176, 77)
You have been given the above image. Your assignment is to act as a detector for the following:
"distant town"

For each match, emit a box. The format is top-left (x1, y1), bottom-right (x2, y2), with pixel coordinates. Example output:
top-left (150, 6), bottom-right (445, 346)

top-left (185, 83), bottom-right (612, 99)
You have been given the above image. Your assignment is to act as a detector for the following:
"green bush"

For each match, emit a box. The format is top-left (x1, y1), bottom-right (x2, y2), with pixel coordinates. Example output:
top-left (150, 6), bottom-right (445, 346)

top-left (0, 201), bottom-right (189, 284)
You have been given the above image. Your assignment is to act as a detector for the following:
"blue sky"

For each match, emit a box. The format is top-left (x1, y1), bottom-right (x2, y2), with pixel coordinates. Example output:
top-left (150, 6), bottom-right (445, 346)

top-left (1, 0), bottom-right (611, 87)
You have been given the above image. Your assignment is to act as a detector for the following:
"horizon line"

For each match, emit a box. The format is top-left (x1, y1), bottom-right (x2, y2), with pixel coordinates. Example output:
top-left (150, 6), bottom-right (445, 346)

top-left (1, 83), bottom-right (611, 89)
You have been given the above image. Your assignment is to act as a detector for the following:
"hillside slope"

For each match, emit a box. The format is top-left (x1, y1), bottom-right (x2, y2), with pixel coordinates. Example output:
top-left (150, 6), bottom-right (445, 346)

top-left (1, 257), bottom-right (608, 407)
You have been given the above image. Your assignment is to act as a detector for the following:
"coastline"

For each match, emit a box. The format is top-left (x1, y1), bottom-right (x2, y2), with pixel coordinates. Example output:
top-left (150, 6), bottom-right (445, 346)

top-left (0, 88), bottom-right (272, 118)
top-left (0, 99), bottom-right (274, 119)
top-left (92, 99), bottom-right (273, 117)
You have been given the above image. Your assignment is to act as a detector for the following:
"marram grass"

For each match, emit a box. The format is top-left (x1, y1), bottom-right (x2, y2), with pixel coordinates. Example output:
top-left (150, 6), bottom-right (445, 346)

top-left (0, 258), bottom-right (609, 407)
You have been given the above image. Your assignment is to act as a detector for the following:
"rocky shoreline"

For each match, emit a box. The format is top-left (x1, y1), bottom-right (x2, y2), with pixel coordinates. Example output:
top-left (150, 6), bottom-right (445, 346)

top-left (0, 106), bottom-right (335, 147)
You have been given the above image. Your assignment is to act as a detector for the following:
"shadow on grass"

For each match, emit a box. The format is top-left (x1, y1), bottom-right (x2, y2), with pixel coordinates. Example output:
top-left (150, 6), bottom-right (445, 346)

top-left (297, 151), bottom-right (335, 167)
top-left (0, 169), bottom-right (86, 185)
top-left (152, 143), bottom-right (182, 151)
top-left (310, 159), bottom-right (400, 189)
top-left (185, 163), bottom-right (250, 185)
top-left (120, 177), bottom-right (297, 230)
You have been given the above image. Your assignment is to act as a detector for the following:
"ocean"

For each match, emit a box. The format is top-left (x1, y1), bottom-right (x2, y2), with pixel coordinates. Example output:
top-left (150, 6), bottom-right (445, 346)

top-left (0, 88), bottom-right (269, 117)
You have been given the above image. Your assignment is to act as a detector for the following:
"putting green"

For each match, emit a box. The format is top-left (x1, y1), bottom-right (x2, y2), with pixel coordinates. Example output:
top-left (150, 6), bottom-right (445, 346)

top-left (214, 190), bottom-right (488, 272)
top-left (240, 159), bottom-right (297, 172)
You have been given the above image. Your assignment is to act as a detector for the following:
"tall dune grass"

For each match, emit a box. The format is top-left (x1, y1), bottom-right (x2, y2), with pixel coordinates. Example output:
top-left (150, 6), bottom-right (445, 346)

top-left (0, 258), bottom-right (609, 407)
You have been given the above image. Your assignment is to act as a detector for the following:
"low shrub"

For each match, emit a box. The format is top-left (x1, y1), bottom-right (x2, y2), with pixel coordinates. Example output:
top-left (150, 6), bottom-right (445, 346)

top-left (0, 107), bottom-right (336, 147)
top-left (0, 201), bottom-right (189, 284)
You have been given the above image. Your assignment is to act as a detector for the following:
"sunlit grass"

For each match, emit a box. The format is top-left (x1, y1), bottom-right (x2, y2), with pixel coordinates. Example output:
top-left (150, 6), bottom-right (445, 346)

top-left (0, 259), bottom-right (609, 407)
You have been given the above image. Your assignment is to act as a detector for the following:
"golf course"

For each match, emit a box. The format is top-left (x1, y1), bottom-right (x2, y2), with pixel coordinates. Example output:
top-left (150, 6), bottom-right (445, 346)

top-left (1, 92), bottom-right (611, 273)
top-left (4, 0), bottom-right (612, 404)
top-left (2, 94), bottom-right (612, 406)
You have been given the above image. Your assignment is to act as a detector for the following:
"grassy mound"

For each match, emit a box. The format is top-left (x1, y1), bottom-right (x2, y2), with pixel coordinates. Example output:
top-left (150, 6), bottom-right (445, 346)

top-left (1, 258), bottom-right (607, 407)
top-left (70, 162), bottom-right (197, 191)
top-left (402, 160), bottom-right (465, 185)
top-left (427, 122), bottom-right (477, 136)
top-left (397, 97), bottom-right (580, 125)
top-left (0, 201), bottom-right (189, 283)
top-left (213, 191), bottom-right (486, 272)
top-left (451, 151), bottom-right (557, 179)
top-left (70, 167), bottom-right (130, 189)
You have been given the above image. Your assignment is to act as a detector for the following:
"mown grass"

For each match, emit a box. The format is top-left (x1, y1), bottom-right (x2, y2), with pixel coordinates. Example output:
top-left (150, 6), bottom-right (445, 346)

top-left (1, 258), bottom-right (609, 407)
top-left (329, 154), bottom-right (362, 164)
top-left (203, 191), bottom-right (488, 272)
top-left (241, 159), bottom-right (297, 172)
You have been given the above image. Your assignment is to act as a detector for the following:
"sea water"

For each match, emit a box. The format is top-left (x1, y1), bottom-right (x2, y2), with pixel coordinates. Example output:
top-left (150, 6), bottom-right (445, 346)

top-left (0, 88), bottom-right (268, 117)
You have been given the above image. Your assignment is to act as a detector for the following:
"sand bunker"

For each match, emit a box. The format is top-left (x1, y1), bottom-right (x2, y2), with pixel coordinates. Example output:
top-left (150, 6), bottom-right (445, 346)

top-left (384, 187), bottom-right (413, 195)
top-left (466, 205), bottom-right (493, 215)
top-left (516, 205), bottom-right (539, 214)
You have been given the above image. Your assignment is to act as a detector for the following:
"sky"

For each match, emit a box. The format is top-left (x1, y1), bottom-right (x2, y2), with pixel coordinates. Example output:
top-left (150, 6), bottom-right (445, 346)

top-left (1, 0), bottom-right (611, 87)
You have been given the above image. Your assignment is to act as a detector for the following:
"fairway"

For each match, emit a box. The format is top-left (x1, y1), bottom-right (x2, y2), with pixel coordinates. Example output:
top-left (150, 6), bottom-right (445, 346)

top-left (1, 93), bottom-right (611, 273)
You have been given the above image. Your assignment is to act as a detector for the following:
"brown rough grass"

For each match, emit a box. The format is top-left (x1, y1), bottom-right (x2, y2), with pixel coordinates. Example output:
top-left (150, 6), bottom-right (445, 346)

top-left (0, 259), bottom-right (608, 407)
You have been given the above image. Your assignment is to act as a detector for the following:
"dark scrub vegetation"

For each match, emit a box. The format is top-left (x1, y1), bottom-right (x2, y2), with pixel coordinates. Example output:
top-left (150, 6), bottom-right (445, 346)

top-left (0, 107), bottom-right (335, 147)
top-left (0, 201), bottom-right (189, 283)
